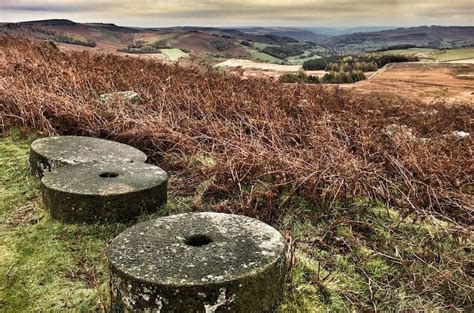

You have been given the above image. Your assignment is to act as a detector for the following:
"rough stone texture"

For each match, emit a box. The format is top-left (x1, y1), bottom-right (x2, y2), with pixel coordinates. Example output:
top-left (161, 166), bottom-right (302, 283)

top-left (107, 212), bottom-right (287, 312)
top-left (451, 130), bottom-right (470, 139)
top-left (41, 162), bottom-right (168, 223)
top-left (100, 91), bottom-right (142, 104)
top-left (384, 124), bottom-right (415, 139)
top-left (30, 136), bottom-right (147, 177)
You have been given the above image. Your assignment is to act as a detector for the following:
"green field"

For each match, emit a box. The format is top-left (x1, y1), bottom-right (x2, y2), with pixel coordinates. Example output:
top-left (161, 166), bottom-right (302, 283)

top-left (435, 48), bottom-right (474, 61)
top-left (252, 42), bottom-right (272, 50)
top-left (160, 48), bottom-right (188, 60)
top-left (249, 42), bottom-right (284, 63)
top-left (54, 32), bottom-right (96, 47)
top-left (286, 47), bottom-right (326, 65)
top-left (367, 47), bottom-right (474, 62)
top-left (287, 54), bottom-right (322, 65)
top-left (250, 49), bottom-right (283, 63)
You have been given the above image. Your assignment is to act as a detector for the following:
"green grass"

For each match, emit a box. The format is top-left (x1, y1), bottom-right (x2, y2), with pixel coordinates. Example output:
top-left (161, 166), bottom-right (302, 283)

top-left (1, 131), bottom-right (472, 311)
top-left (0, 130), bottom-right (192, 311)
top-left (281, 201), bottom-right (473, 311)
top-left (367, 48), bottom-right (474, 62)
top-left (287, 54), bottom-right (322, 65)
top-left (252, 42), bottom-right (272, 50)
top-left (248, 43), bottom-right (329, 65)
top-left (286, 46), bottom-right (329, 65)
top-left (54, 33), bottom-right (96, 47)
top-left (250, 49), bottom-right (283, 63)
top-left (0, 131), bottom-right (116, 311)
top-left (160, 48), bottom-right (188, 61)
top-left (435, 48), bottom-right (474, 61)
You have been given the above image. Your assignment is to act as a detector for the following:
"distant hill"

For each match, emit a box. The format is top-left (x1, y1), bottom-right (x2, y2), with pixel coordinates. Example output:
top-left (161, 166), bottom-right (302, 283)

top-left (302, 26), bottom-right (396, 36)
top-left (0, 20), bottom-right (325, 62)
top-left (236, 27), bottom-right (329, 43)
top-left (2, 20), bottom-right (473, 61)
top-left (84, 23), bottom-right (139, 33)
top-left (324, 26), bottom-right (474, 53)
top-left (19, 19), bottom-right (78, 27)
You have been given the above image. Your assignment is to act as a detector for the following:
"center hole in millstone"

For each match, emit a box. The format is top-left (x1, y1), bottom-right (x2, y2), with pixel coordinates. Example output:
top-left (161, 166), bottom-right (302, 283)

top-left (99, 172), bottom-right (119, 178)
top-left (185, 234), bottom-right (212, 247)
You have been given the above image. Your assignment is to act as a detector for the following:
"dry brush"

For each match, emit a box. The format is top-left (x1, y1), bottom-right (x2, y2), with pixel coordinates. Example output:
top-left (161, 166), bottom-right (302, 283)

top-left (0, 35), bottom-right (472, 225)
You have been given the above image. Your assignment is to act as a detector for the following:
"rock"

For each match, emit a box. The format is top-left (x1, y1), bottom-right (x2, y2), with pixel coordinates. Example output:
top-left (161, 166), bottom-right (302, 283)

top-left (384, 124), bottom-right (415, 140)
top-left (107, 212), bottom-right (287, 312)
top-left (451, 131), bottom-right (470, 139)
top-left (419, 109), bottom-right (438, 116)
top-left (100, 91), bottom-right (141, 104)
top-left (41, 162), bottom-right (168, 223)
top-left (29, 136), bottom-right (147, 177)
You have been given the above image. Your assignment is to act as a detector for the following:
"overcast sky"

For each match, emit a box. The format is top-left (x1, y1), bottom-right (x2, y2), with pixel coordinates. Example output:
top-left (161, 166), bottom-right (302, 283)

top-left (1, 0), bottom-right (472, 28)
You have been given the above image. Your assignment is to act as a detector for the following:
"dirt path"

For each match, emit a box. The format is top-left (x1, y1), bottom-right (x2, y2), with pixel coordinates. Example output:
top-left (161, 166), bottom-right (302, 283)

top-left (367, 64), bottom-right (391, 80)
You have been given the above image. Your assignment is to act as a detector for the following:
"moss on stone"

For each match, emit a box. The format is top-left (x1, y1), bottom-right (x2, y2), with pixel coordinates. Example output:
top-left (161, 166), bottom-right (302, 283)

top-left (29, 136), bottom-right (147, 177)
top-left (41, 162), bottom-right (168, 223)
top-left (108, 213), bottom-right (287, 312)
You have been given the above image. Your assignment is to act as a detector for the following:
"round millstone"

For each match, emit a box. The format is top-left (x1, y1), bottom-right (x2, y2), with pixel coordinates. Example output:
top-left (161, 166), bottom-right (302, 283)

top-left (41, 162), bottom-right (168, 223)
top-left (30, 136), bottom-right (147, 177)
top-left (107, 212), bottom-right (287, 312)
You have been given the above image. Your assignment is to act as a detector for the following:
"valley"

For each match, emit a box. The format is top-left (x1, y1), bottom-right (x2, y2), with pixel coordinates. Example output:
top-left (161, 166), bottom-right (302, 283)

top-left (1, 19), bottom-right (473, 105)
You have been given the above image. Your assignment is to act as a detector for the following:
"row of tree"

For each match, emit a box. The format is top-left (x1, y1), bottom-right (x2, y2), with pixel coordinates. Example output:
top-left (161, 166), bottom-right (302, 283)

top-left (53, 33), bottom-right (96, 47)
top-left (279, 70), bottom-right (366, 84)
top-left (302, 54), bottom-right (418, 71)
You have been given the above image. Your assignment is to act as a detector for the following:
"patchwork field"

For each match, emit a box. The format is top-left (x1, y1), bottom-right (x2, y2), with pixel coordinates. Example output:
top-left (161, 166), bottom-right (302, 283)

top-left (160, 48), bottom-right (188, 61)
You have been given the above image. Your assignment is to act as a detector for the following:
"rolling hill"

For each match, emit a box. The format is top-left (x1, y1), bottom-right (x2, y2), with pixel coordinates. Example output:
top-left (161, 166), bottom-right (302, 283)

top-left (0, 20), bottom-right (328, 62)
top-left (324, 26), bottom-right (474, 53)
top-left (1, 20), bottom-right (473, 62)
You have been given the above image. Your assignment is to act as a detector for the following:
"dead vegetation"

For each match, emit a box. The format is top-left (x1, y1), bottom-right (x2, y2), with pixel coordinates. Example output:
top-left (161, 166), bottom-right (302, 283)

top-left (0, 35), bottom-right (472, 227)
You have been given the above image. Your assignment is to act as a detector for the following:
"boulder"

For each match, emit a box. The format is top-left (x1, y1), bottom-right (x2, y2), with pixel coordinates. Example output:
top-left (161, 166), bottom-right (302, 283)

top-left (451, 131), bottom-right (470, 140)
top-left (100, 91), bottom-right (141, 104)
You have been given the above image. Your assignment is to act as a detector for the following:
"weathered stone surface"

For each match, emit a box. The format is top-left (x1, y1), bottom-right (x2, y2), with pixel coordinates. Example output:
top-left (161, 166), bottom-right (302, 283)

top-left (384, 124), bottom-right (415, 139)
top-left (41, 162), bottom-right (168, 223)
top-left (451, 130), bottom-right (470, 139)
top-left (100, 91), bottom-right (141, 104)
top-left (30, 136), bottom-right (147, 177)
top-left (107, 212), bottom-right (287, 312)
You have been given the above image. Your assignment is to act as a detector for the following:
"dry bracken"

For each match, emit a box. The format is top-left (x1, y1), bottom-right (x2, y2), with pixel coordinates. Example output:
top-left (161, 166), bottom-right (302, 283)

top-left (0, 35), bottom-right (472, 225)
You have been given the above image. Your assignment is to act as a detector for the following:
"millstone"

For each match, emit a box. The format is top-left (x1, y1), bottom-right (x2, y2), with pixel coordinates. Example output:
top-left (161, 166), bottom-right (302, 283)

top-left (30, 136), bottom-right (147, 177)
top-left (107, 212), bottom-right (287, 312)
top-left (41, 162), bottom-right (168, 223)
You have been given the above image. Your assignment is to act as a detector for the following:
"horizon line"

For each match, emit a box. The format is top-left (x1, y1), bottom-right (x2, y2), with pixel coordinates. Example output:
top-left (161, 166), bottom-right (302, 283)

top-left (3, 18), bottom-right (474, 30)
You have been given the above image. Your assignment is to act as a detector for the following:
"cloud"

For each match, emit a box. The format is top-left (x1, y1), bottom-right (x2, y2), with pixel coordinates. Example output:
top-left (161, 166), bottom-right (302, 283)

top-left (416, 2), bottom-right (474, 18)
top-left (0, 0), bottom-right (472, 26)
top-left (2, 4), bottom-right (104, 13)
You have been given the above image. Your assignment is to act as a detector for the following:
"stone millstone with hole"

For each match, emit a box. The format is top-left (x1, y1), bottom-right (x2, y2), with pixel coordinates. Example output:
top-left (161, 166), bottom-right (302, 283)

top-left (29, 136), bottom-right (147, 177)
top-left (107, 212), bottom-right (287, 312)
top-left (41, 162), bottom-right (168, 223)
